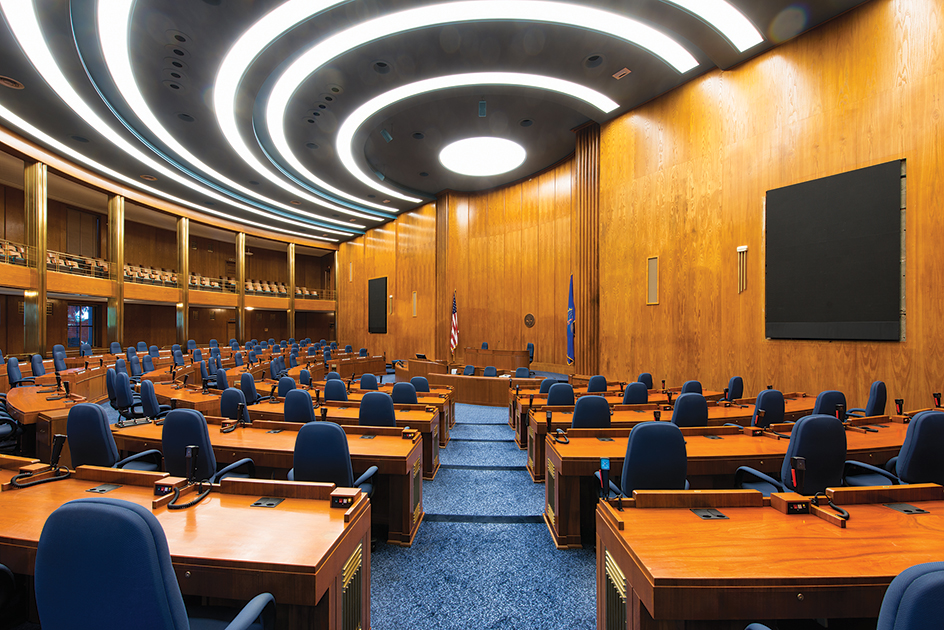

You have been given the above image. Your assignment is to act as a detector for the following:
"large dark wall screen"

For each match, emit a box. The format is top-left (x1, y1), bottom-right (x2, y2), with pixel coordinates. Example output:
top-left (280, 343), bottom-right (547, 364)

top-left (766, 160), bottom-right (902, 341)
top-left (368, 277), bottom-right (387, 334)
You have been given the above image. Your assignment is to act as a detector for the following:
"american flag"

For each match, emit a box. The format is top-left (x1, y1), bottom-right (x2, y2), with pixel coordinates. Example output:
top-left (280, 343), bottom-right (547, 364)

top-left (450, 291), bottom-right (459, 353)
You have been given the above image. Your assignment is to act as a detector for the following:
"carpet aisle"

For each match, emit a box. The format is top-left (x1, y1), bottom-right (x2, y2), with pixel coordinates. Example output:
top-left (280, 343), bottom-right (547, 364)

top-left (370, 402), bottom-right (596, 630)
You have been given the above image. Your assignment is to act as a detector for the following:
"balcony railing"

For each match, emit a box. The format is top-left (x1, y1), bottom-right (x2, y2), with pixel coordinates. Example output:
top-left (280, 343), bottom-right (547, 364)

top-left (0, 239), bottom-right (28, 267)
top-left (48, 249), bottom-right (109, 278)
top-left (125, 265), bottom-right (178, 287)
top-left (191, 275), bottom-right (237, 294)
top-left (297, 288), bottom-right (337, 300)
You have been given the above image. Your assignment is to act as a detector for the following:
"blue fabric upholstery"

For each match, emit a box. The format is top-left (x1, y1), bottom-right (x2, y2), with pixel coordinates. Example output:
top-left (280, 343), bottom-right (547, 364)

top-left (360, 373), bottom-right (378, 390)
top-left (125, 347), bottom-right (137, 362)
top-left (53, 350), bottom-right (67, 373)
top-left (289, 422), bottom-right (377, 497)
top-left (215, 368), bottom-right (229, 391)
top-left (34, 497), bottom-right (274, 630)
top-left (619, 422), bottom-right (687, 495)
top-left (623, 382), bottom-right (648, 405)
top-left (193, 348), bottom-right (203, 364)
top-left (345, 345), bottom-right (353, 353)
top-left (727, 376), bottom-right (744, 401)
top-left (846, 410), bottom-right (944, 487)
top-left (173, 349), bottom-right (185, 367)
top-left (105, 368), bottom-right (117, 408)
top-left (547, 383), bottom-right (575, 406)
top-left (571, 395), bottom-right (610, 428)
top-left (240, 372), bottom-right (263, 405)
top-left (142, 355), bottom-right (156, 374)
top-left (278, 376), bottom-right (296, 397)
top-left (163, 409), bottom-right (254, 482)
top-left (672, 393), bottom-right (708, 428)
top-left (527, 342), bottom-right (534, 363)
top-left (307, 346), bottom-right (317, 356)
top-left (115, 372), bottom-right (144, 421)
top-left (172, 343), bottom-right (181, 355)
top-left (110, 341), bottom-right (122, 355)
top-left (463, 365), bottom-right (475, 376)
top-left (209, 339), bottom-right (218, 348)
top-left (326, 371), bottom-right (341, 381)
top-left (849, 380), bottom-right (887, 417)
top-left (230, 340), bottom-right (240, 351)
top-left (637, 373), bottom-right (654, 389)
top-left (359, 391), bottom-right (397, 427)
top-left (587, 375), bottom-right (607, 393)
top-left (751, 389), bottom-right (785, 428)
top-left (813, 390), bottom-right (847, 417)
top-left (515, 367), bottom-right (530, 378)
top-left (324, 379), bottom-right (348, 402)
top-left (149, 345), bottom-right (160, 358)
top-left (140, 380), bottom-right (171, 421)
top-left (411, 377), bottom-right (430, 393)
top-left (539, 378), bottom-right (555, 394)
top-left (483, 366), bottom-right (497, 377)
top-left (877, 562), bottom-right (944, 630)
top-left (284, 389), bottom-right (316, 424)
top-left (680, 380), bottom-right (702, 394)
top-left (30, 354), bottom-right (46, 377)
top-left (234, 352), bottom-right (244, 367)
top-left (80, 342), bottom-right (92, 356)
top-left (359, 348), bottom-right (368, 357)
top-left (300, 369), bottom-right (311, 386)
top-left (187, 339), bottom-right (196, 351)
top-left (392, 382), bottom-right (418, 404)
top-left (220, 387), bottom-right (246, 420)
top-left (481, 342), bottom-right (488, 349)
top-left (129, 356), bottom-right (144, 380)
top-left (68, 403), bottom-right (160, 470)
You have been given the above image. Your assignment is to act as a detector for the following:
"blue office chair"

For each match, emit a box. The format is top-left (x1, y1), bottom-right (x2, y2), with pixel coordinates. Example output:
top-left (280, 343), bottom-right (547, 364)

top-left (210, 347), bottom-right (221, 361)
top-left (197, 361), bottom-right (214, 389)
top-left (638, 373), bottom-right (654, 389)
top-left (53, 350), bottom-right (67, 373)
top-left (359, 391), bottom-right (396, 427)
top-left (172, 343), bottom-right (181, 355)
top-left (483, 366), bottom-right (498, 377)
top-left (547, 383), bottom-right (575, 406)
top-left (323, 349), bottom-right (331, 362)
top-left (80, 342), bottom-right (92, 356)
top-left (288, 338), bottom-right (296, 345)
top-left (209, 339), bottom-right (219, 348)
top-left (481, 342), bottom-right (488, 349)
top-left (125, 347), bottom-right (137, 363)
top-left (141, 355), bottom-right (156, 374)
top-left (278, 376), bottom-right (296, 397)
top-left (463, 365), bottom-right (475, 376)
top-left (844, 410), bottom-right (944, 486)
top-left (192, 348), bottom-right (203, 364)
top-left (345, 345), bottom-right (353, 353)
top-left (129, 356), bottom-right (144, 382)
top-left (215, 368), bottom-right (229, 391)
top-left (240, 372), bottom-right (264, 405)
top-left (527, 342), bottom-right (534, 364)
top-left (139, 380), bottom-right (171, 422)
top-left (0, 402), bottom-right (21, 449)
top-left (848, 380), bottom-right (887, 417)
top-left (233, 352), bottom-right (244, 367)
top-left (514, 367), bottom-right (530, 378)
top-left (68, 403), bottom-right (161, 470)
top-left (172, 349), bottom-right (185, 367)
top-left (230, 340), bottom-right (240, 351)
top-left (288, 354), bottom-right (298, 369)
top-left (359, 348), bottom-right (368, 357)
top-left (115, 372), bottom-right (144, 422)
top-left (623, 382), bottom-right (648, 405)
top-left (30, 354), bottom-right (46, 378)
top-left (307, 346), bottom-right (317, 357)
top-left (571, 395), bottom-right (611, 428)
top-left (109, 341), bottom-right (122, 355)
top-left (324, 379), bottom-right (348, 402)
top-left (300, 369), bottom-right (311, 386)
top-left (147, 345), bottom-right (159, 358)
top-left (360, 373), bottom-right (378, 390)
top-left (289, 422), bottom-right (378, 497)
top-left (187, 339), bottom-right (196, 352)
top-left (326, 371), bottom-right (341, 381)
top-left (813, 390), bottom-right (847, 417)
top-left (392, 382), bottom-right (418, 404)
top-left (410, 377), bottom-right (430, 393)
top-left (736, 414), bottom-right (846, 496)
top-left (34, 497), bottom-right (276, 629)
top-left (220, 387), bottom-right (246, 420)
top-left (284, 389), bottom-right (316, 424)
top-left (539, 378), bottom-right (556, 394)
top-left (105, 367), bottom-right (119, 409)
top-left (726, 376), bottom-right (744, 401)
top-left (163, 409), bottom-right (255, 482)
top-left (587, 375), bottom-right (607, 393)
top-left (680, 380), bottom-right (702, 395)
top-left (751, 389), bottom-right (785, 428)
top-left (597, 422), bottom-right (689, 497)
top-left (672, 393), bottom-right (708, 428)
top-left (114, 358), bottom-right (132, 383)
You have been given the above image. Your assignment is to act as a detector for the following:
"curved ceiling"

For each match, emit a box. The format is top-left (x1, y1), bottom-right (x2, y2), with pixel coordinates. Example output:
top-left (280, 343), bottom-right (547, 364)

top-left (0, 0), bottom-right (869, 245)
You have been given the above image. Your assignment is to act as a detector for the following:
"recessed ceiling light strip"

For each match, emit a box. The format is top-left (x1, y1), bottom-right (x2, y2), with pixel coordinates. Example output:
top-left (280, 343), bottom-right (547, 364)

top-left (96, 0), bottom-right (380, 225)
top-left (661, 0), bottom-right (763, 52)
top-left (336, 72), bottom-right (618, 196)
top-left (0, 0), bottom-right (353, 238)
top-left (265, 1), bottom-right (700, 203)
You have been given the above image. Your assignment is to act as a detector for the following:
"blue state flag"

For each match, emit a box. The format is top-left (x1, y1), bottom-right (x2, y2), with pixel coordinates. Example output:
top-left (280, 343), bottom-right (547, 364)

top-left (567, 274), bottom-right (575, 365)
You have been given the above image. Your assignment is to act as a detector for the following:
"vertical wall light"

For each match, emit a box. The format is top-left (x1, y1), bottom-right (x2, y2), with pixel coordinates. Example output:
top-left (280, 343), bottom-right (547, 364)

top-left (647, 256), bottom-right (658, 305)
top-left (737, 246), bottom-right (748, 293)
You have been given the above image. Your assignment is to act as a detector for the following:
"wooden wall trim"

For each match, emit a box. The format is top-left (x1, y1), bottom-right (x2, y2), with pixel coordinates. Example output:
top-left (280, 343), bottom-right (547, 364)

top-left (573, 124), bottom-right (601, 375)
top-left (435, 194), bottom-right (450, 361)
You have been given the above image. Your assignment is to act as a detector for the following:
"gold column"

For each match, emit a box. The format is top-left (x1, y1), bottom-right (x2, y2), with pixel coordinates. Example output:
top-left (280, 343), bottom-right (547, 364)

top-left (24, 160), bottom-right (47, 355)
top-left (106, 194), bottom-right (125, 349)
top-left (176, 217), bottom-right (189, 345)
top-left (287, 243), bottom-right (296, 341)
top-left (573, 123), bottom-right (600, 376)
top-left (236, 232), bottom-right (246, 343)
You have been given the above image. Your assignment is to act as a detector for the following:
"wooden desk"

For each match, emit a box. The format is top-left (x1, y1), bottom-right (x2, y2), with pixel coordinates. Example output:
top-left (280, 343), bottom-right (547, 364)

top-left (462, 347), bottom-right (530, 371)
top-left (546, 418), bottom-right (908, 548)
top-left (112, 421), bottom-right (423, 546)
top-left (329, 356), bottom-right (386, 379)
top-left (526, 395), bottom-right (817, 482)
top-left (287, 363), bottom-right (326, 384)
top-left (394, 359), bottom-right (449, 380)
top-left (34, 366), bottom-right (107, 403)
top-left (423, 372), bottom-right (544, 406)
top-left (0, 466), bottom-right (370, 629)
top-left (596, 486), bottom-right (944, 629)
top-left (150, 381), bottom-right (223, 416)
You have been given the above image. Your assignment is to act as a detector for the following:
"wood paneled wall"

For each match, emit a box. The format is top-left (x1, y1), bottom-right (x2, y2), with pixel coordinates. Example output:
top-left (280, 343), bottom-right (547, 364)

top-left (296, 253), bottom-right (333, 291)
top-left (247, 245), bottom-right (287, 284)
top-left (0, 184), bottom-right (24, 242)
top-left (573, 124), bottom-right (600, 375)
top-left (246, 309), bottom-right (288, 344)
top-left (598, 0), bottom-right (944, 407)
top-left (124, 304), bottom-right (177, 350)
top-left (47, 201), bottom-right (102, 258)
top-left (188, 307), bottom-right (232, 345)
top-left (296, 311), bottom-right (334, 343)
top-left (190, 235), bottom-right (235, 279)
top-left (125, 220), bottom-right (176, 270)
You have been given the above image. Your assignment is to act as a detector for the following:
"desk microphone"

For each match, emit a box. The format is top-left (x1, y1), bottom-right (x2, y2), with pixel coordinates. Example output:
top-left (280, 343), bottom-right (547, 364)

top-left (99, 358), bottom-right (103, 368)
top-left (790, 456), bottom-right (806, 494)
top-left (654, 409), bottom-right (661, 421)
top-left (666, 391), bottom-right (673, 405)
top-left (767, 384), bottom-right (773, 390)
top-left (55, 372), bottom-right (62, 392)
top-left (84, 361), bottom-right (89, 371)
top-left (934, 393), bottom-right (941, 408)
top-left (546, 409), bottom-right (552, 434)
top-left (619, 382), bottom-right (625, 395)
top-left (202, 378), bottom-right (209, 395)
top-left (269, 385), bottom-right (278, 402)
top-left (723, 387), bottom-right (729, 401)
top-left (10, 434), bottom-right (71, 488)
top-left (315, 388), bottom-right (321, 404)
top-left (661, 379), bottom-right (666, 392)
top-left (321, 406), bottom-right (328, 421)
top-left (515, 384), bottom-right (520, 396)
top-left (835, 403), bottom-right (846, 421)
top-left (895, 398), bottom-right (904, 415)
top-left (529, 394), bottom-right (534, 410)
top-left (600, 458), bottom-right (610, 499)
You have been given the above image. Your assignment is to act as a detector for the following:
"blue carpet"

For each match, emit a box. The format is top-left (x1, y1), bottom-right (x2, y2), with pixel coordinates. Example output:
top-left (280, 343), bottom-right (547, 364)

top-left (371, 402), bottom-right (595, 629)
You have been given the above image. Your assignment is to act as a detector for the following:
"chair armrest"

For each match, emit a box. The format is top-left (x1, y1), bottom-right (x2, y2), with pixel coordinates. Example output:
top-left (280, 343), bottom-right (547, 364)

top-left (213, 457), bottom-right (255, 482)
top-left (847, 407), bottom-right (867, 417)
top-left (593, 470), bottom-right (625, 497)
top-left (222, 592), bottom-right (276, 630)
top-left (885, 456), bottom-right (899, 473)
top-left (353, 465), bottom-right (379, 488)
top-left (14, 377), bottom-right (36, 385)
top-left (735, 466), bottom-right (784, 492)
top-left (723, 423), bottom-right (742, 428)
top-left (844, 460), bottom-right (899, 484)
top-left (0, 415), bottom-right (21, 435)
top-left (116, 449), bottom-right (163, 469)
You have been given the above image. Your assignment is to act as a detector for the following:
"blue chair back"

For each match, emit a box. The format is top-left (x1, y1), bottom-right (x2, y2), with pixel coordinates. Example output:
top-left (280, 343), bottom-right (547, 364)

top-left (779, 414), bottom-right (846, 493)
top-left (813, 390), bottom-right (847, 417)
top-left (109, 341), bottom-right (122, 355)
top-left (547, 383), bottom-right (575, 406)
top-left (727, 376), bottom-right (744, 401)
top-left (198, 361), bottom-right (210, 384)
top-left (115, 372), bottom-right (137, 410)
top-left (140, 380), bottom-right (164, 419)
top-left (325, 379), bottom-right (348, 401)
top-left (300, 369), bottom-right (311, 386)
top-left (292, 422), bottom-right (354, 487)
top-left (896, 410), bottom-right (944, 485)
top-left (527, 342), bottom-right (534, 362)
top-left (623, 382), bottom-right (648, 405)
top-left (410, 377), bottom-right (430, 393)
top-left (463, 365), bottom-right (475, 376)
top-left (240, 372), bottom-right (260, 402)
top-left (751, 389), bottom-right (785, 427)
top-left (31, 354), bottom-right (46, 377)
top-left (345, 345), bottom-right (353, 353)
top-left (877, 562), bottom-right (944, 630)
top-left (289, 354), bottom-right (298, 368)
top-left (587, 375), bottom-right (607, 393)
top-left (173, 349), bottom-right (184, 367)
top-left (142, 355), bottom-right (155, 374)
top-left (192, 348), bottom-right (203, 364)
top-left (135, 341), bottom-right (147, 353)
top-left (210, 347), bottom-right (221, 360)
top-left (80, 342), bottom-right (92, 356)
top-left (67, 403), bottom-right (120, 467)
top-left (53, 351), bottom-right (67, 373)
top-left (114, 358), bottom-right (128, 377)
top-left (187, 340), bottom-right (196, 351)
top-left (672, 393), bottom-right (708, 428)
top-left (481, 342), bottom-right (488, 349)
top-left (324, 350), bottom-right (331, 361)
top-left (233, 352), bottom-right (244, 367)
top-left (360, 373), bottom-right (378, 390)
top-left (864, 381), bottom-right (887, 417)
top-left (35, 497), bottom-right (191, 630)
top-left (680, 380), bottom-right (702, 394)
top-left (280, 340), bottom-right (287, 349)
top-left (284, 390), bottom-right (316, 424)
top-left (52, 343), bottom-right (65, 357)
top-left (162, 409), bottom-right (217, 480)
top-left (392, 382), bottom-right (418, 404)
top-left (515, 367), bottom-right (530, 378)
top-left (8, 357), bottom-right (27, 386)
top-left (125, 347), bottom-right (136, 362)
top-left (148, 345), bottom-right (159, 358)
top-left (572, 395), bottom-right (611, 428)
top-left (308, 346), bottom-right (317, 356)
top-left (621, 422), bottom-right (688, 495)
top-left (220, 387), bottom-right (246, 420)
top-left (171, 344), bottom-right (181, 355)
top-left (129, 356), bottom-right (143, 378)
top-left (359, 391), bottom-right (396, 427)
top-left (638, 373), bottom-right (654, 389)
top-left (326, 371), bottom-right (341, 380)
top-left (209, 339), bottom-right (218, 348)
top-left (105, 368), bottom-right (117, 404)
top-left (359, 348), bottom-right (368, 357)
top-left (230, 340), bottom-right (240, 351)
top-left (216, 368), bottom-right (229, 391)
top-left (539, 378), bottom-right (555, 394)
top-left (483, 366), bottom-right (497, 377)
top-left (278, 376), bottom-right (296, 397)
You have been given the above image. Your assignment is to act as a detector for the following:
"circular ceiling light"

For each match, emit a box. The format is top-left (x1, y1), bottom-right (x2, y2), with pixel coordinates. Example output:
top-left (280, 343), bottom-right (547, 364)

top-left (439, 137), bottom-right (526, 177)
